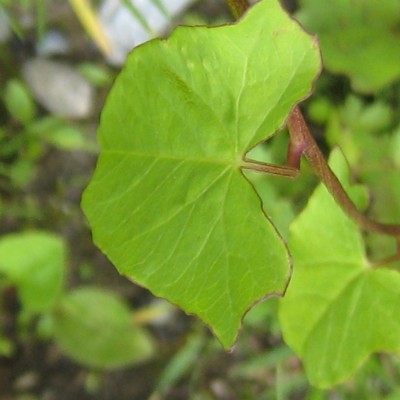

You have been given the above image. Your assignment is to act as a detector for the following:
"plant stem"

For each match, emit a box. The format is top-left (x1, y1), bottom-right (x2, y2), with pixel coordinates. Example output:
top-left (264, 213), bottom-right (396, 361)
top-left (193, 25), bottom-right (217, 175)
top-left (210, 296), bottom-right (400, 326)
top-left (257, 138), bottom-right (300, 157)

top-left (225, 0), bottom-right (250, 19)
top-left (225, 0), bottom-right (400, 260)
top-left (370, 249), bottom-right (400, 268)
top-left (241, 159), bottom-right (298, 178)
top-left (287, 106), bottom-right (400, 237)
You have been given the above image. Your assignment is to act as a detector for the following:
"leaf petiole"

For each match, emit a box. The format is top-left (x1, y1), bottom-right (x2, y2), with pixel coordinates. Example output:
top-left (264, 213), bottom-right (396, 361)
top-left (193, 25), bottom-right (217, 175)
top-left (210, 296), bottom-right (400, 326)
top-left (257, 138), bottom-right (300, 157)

top-left (225, 0), bottom-right (250, 19)
top-left (241, 159), bottom-right (298, 178)
top-left (287, 106), bottom-right (400, 238)
top-left (225, 0), bottom-right (400, 264)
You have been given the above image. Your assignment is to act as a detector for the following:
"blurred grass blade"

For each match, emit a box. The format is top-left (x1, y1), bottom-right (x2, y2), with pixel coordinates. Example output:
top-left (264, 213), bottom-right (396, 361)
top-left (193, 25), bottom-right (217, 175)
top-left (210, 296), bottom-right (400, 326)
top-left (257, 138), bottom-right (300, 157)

top-left (4, 79), bottom-right (36, 125)
top-left (120, 0), bottom-right (153, 34)
top-left (0, 8), bottom-right (24, 38)
top-left (36, 0), bottom-right (47, 39)
top-left (69, 0), bottom-right (112, 56)
top-left (151, 333), bottom-right (204, 398)
top-left (150, 0), bottom-right (170, 18)
top-left (230, 346), bottom-right (294, 378)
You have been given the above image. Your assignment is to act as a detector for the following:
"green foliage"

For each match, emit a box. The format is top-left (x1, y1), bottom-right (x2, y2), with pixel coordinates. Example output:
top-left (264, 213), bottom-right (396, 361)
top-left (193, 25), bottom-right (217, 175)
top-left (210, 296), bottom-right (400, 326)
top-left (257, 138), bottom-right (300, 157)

top-left (0, 334), bottom-right (14, 357)
top-left (53, 287), bottom-right (155, 369)
top-left (3, 79), bottom-right (36, 125)
top-left (310, 95), bottom-right (395, 171)
top-left (78, 63), bottom-right (113, 88)
top-left (0, 231), bottom-right (65, 312)
top-left (28, 116), bottom-right (95, 152)
top-left (279, 149), bottom-right (400, 388)
top-left (318, 94), bottom-right (400, 262)
top-left (82, 0), bottom-right (321, 348)
top-left (82, 0), bottom-right (400, 389)
top-left (0, 231), bottom-right (155, 369)
top-left (151, 332), bottom-right (205, 397)
top-left (0, 0), bottom-right (48, 38)
top-left (297, 0), bottom-right (400, 92)
top-left (0, 77), bottom-right (95, 191)
top-left (2, 0), bottom-right (399, 394)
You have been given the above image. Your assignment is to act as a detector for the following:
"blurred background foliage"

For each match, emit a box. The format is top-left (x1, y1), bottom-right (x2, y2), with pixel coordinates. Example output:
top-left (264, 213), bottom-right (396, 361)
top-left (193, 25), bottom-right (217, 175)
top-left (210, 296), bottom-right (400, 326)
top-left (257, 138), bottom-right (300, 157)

top-left (0, 0), bottom-right (400, 399)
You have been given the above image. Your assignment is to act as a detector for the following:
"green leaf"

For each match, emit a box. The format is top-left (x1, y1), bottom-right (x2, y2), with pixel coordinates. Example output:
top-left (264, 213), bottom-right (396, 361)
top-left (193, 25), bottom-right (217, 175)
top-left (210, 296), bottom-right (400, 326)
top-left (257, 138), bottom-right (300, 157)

top-left (82, 0), bottom-right (321, 348)
top-left (43, 125), bottom-right (89, 150)
top-left (0, 333), bottom-right (14, 357)
top-left (28, 116), bottom-right (96, 151)
top-left (53, 287), bottom-right (155, 369)
top-left (3, 79), bottom-right (36, 124)
top-left (0, 231), bottom-right (66, 312)
top-left (325, 96), bottom-right (393, 168)
top-left (78, 62), bottom-right (113, 88)
top-left (9, 158), bottom-right (36, 188)
top-left (297, 0), bottom-right (400, 93)
top-left (279, 149), bottom-right (400, 388)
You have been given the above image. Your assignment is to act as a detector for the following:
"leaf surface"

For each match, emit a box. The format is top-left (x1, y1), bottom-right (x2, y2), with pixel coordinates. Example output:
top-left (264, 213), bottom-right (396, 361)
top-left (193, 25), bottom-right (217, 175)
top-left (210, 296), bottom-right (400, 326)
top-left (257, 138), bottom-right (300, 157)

top-left (279, 149), bottom-right (400, 387)
top-left (82, 0), bottom-right (321, 348)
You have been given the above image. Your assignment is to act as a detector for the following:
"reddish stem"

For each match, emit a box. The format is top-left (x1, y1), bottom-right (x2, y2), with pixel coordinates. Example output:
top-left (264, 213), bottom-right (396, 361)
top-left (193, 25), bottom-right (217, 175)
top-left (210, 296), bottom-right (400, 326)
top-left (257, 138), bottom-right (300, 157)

top-left (225, 0), bottom-right (400, 262)
top-left (241, 159), bottom-right (299, 178)
top-left (287, 106), bottom-right (400, 237)
top-left (225, 0), bottom-right (250, 19)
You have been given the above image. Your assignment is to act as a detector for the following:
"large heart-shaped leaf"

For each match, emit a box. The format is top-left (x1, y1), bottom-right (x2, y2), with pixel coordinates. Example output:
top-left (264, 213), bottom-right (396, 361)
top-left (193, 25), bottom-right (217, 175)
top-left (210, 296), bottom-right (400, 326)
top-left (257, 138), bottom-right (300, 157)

top-left (82, 0), bottom-right (321, 348)
top-left (279, 149), bottom-right (400, 387)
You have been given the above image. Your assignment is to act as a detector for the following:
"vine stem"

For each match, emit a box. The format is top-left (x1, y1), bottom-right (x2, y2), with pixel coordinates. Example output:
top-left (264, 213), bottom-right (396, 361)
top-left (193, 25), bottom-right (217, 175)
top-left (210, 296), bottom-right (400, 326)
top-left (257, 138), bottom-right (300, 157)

top-left (225, 0), bottom-right (400, 264)
top-left (287, 107), bottom-right (400, 238)
top-left (241, 159), bottom-right (298, 178)
top-left (225, 0), bottom-right (250, 19)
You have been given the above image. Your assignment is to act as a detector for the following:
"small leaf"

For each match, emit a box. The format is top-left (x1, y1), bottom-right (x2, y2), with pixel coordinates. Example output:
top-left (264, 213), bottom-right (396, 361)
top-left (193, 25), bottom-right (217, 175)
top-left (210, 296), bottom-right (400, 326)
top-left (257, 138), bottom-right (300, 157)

top-left (29, 116), bottom-right (95, 151)
top-left (9, 158), bottom-right (37, 188)
top-left (279, 148), bottom-right (400, 388)
top-left (53, 287), bottom-right (155, 369)
top-left (0, 231), bottom-right (66, 312)
top-left (3, 79), bottom-right (36, 125)
top-left (82, 0), bottom-right (321, 348)
top-left (0, 334), bottom-right (14, 357)
top-left (41, 124), bottom-right (89, 151)
top-left (78, 62), bottom-right (113, 87)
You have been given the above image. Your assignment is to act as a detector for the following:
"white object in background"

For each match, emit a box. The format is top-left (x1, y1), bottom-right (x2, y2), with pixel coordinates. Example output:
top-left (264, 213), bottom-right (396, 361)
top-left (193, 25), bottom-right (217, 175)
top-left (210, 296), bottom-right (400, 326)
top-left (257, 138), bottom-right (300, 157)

top-left (99, 0), bottom-right (196, 66)
top-left (23, 58), bottom-right (95, 120)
